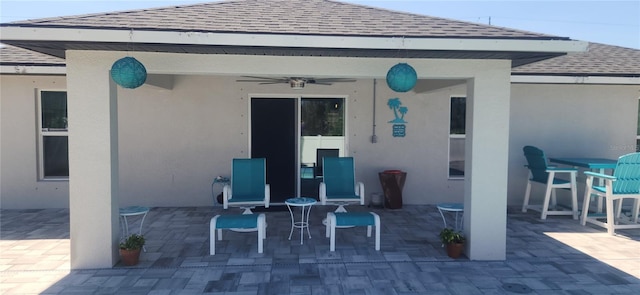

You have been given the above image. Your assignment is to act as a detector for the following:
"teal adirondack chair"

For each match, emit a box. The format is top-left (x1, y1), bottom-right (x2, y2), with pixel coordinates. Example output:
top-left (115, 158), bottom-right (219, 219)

top-left (319, 157), bottom-right (365, 212)
top-left (223, 158), bottom-right (270, 214)
top-left (521, 146), bottom-right (579, 220)
top-left (581, 152), bottom-right (640, 235)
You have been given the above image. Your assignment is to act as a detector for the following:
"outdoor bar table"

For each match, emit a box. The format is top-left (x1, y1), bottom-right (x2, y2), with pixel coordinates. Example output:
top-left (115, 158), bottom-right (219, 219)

top-left (548, 157), bottom-right (617, 171)
top-left (548, 157), bottom-right (617, 213)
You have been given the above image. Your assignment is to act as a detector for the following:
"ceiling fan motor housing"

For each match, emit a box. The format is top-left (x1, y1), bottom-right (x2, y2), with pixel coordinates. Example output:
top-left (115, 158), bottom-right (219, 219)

top-left (290, 78), bottom-right (306, 89)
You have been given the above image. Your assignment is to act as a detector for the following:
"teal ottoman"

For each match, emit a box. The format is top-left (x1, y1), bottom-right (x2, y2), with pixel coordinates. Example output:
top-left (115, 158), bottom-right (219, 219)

top-left (209, 213), bottom-right (266, 255)
top-left (325, 212), bottom-right (380, 251)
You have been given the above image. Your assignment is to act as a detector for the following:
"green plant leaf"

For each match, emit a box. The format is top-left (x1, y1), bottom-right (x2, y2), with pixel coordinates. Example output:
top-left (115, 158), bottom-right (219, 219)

top-left (119, 234), bottom-right (145, 250)
top-left (439, 228), bottom-right (465, 244)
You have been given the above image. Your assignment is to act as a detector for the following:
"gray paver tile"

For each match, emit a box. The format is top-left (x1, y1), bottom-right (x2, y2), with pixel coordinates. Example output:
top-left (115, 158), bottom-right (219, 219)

top-left (1, 206), bottom-right (638, 294)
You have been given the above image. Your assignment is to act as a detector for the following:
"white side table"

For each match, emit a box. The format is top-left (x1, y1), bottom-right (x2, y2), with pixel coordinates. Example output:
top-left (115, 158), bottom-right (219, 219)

top-left (119, 206), bottom-right (150, 237)
top-left (285, 197), bottom-right (317, 245)
top-left (437, 203), bottom-right (464, 230)
top-left (211, 176), bottom-right (230, 205)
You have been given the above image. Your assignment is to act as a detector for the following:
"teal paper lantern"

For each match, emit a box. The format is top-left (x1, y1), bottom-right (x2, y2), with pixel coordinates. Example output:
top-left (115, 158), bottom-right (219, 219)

top-left (110, 57), bottom-right (147, 89)
top-left (386, 63), bottom-right (417, 92)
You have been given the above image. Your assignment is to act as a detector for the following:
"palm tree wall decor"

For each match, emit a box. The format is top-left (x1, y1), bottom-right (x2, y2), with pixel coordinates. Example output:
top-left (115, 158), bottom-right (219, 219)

top-left (387, 98), bottom-right (408, 123)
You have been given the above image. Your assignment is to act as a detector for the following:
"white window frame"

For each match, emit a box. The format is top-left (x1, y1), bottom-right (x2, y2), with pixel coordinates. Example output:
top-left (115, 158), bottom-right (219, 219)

top-left (37, 89), bottom-right (69, 180)
top-left (448, 96), bottom-right (466, 179)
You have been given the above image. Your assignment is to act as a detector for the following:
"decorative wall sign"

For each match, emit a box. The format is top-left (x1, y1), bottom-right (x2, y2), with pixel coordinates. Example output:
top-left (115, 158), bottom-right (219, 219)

top-left (387, 98), bottom-right (408, 137)
top-left (387, 98), bottom-right (407, 123)
top-left (392, 124), bottom-right (406, 137)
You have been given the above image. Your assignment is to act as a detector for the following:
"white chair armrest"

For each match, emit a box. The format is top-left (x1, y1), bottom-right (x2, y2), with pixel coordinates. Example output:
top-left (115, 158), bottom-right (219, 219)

top-left (319, 182), bottom-right (327, 205)
top-left (584, 171), bottom-right (616, 180)
top-left (356, 181), bottom-right (365, 205)
top-left (264, 184), bottom-right (270, 208)
top-left (223, 184), bottom-right (231, 209)
top-left (584, 171), bottom-right (616, 188)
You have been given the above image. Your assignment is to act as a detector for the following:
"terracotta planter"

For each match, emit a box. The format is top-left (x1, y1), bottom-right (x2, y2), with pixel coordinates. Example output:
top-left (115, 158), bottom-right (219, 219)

top-left (446, 243), bottom-right (464, 259)
top-left (119, 248), bottom-right (141, 266)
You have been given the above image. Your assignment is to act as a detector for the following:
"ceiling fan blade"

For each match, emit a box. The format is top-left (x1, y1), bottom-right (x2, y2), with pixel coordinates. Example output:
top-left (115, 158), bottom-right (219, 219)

top-left (311, 78), bottom-right (357, 83)
top-left (236, 79), bottom-right (269, 82)
top-left (258, 82), bottom-right (283, 85)
top-left (238, 76), bottom-right (289, 82)
top-left (240, 75), bottom-right (281, 80)
top-left (312, 82), bottom-right (333, 85)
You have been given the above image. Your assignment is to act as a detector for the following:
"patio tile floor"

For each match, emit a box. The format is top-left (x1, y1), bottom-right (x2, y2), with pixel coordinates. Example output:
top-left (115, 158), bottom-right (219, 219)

top-left (1, 205), bottom-right (639, 294)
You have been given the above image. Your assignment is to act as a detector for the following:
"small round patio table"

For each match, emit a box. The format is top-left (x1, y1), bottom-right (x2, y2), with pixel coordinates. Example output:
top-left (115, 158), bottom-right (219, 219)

top-left (285, 197), bottom-right (317, 245)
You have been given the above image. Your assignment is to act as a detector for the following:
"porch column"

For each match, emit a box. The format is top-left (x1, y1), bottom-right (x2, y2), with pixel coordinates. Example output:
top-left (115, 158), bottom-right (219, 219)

top-left (67, 51), bottom-right (120, 268)
top-left (463, 66), bottom-right (511, 260)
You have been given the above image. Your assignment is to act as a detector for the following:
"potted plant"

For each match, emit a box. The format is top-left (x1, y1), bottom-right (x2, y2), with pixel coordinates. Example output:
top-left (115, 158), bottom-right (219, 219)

top-left (439, 228), bottom-right (465, 258)
top-left (119, 234), bottom-right (145, 266)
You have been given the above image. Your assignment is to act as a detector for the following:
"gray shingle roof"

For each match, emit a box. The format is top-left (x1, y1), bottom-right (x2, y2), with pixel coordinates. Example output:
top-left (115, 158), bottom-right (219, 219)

top-left (513, 42), bottom-right (640, 77)
top-left (5, 0), bottom-right (564, 40)
top-left (0, 44), bottom-right (65, 66)
top-left (12, 0), bottom-right (632, 76)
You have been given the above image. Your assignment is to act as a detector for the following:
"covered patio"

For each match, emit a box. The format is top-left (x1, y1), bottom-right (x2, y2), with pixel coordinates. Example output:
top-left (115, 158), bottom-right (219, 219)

top-left (2, 205), bottom-right (639, 294)
top-left (0, 0), bottom-right (597, 268)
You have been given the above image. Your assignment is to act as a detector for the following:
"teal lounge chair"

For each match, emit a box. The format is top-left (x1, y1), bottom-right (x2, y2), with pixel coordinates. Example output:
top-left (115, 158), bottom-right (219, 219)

top-left (319, 157), bottom-right (365, 212)
top-left (223, 158), bottom-right (270, 214)
top-left (582, 152), bottom-right (640, 235)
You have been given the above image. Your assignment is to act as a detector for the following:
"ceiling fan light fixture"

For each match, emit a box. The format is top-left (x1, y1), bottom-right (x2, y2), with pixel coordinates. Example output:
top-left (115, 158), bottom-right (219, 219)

top-left (290, 78), bottom-right (305, 89)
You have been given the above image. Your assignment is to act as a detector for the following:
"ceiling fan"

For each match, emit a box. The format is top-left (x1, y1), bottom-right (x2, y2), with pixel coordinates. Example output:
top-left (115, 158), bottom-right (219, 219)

top-left (236, 76), bottom-right (356, 89)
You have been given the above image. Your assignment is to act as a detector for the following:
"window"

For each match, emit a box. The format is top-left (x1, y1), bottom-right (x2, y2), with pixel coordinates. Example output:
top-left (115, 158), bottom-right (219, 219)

top-left (449, 96), bottom-right (466, 178)
top-left (299, 97), bottom-right (346, 197)
top-left (301, 98), bottom-right (344, 136)
top-left (38, 90), bottom-right (69, 179)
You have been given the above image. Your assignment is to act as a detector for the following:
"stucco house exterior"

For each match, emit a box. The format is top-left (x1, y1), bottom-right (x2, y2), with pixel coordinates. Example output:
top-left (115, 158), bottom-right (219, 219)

top-left (1, 0), bottom-right (638, 269)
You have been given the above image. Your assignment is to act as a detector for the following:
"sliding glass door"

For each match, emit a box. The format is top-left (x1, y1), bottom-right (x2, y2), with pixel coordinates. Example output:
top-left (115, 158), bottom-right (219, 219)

top-left (299, 97), bottom-right (345, 198)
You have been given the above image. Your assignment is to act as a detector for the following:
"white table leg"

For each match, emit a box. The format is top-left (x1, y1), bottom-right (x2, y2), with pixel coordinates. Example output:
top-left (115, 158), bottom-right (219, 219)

top-left (287, 205), bottom-right (295, 241)
top-left (298, 206), bottom-right (304, 244)
top-left (304, 205), bottom-right (313, 240)
top-left (437, 207), bottom-right (448, 229)
top-left (596, 168), bottom-right (604, 213)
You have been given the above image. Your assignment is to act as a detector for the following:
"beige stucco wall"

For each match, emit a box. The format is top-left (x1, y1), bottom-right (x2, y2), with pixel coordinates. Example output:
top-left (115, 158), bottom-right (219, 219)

top-left (508, 83), bottom-right (640, 205)
top-left (3, 73), bottom-right (639, 209)
top-left (0, 63), bottom-right (471, 209)
top-left (0, 75), bottom-right (69, 209)
top-left (115, 74), bottom-right (468, 207)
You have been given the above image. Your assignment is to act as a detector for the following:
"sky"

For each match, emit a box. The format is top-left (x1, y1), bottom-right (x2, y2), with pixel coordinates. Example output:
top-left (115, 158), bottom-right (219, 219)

top-left (1, 0), bottom-right (638, 49)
